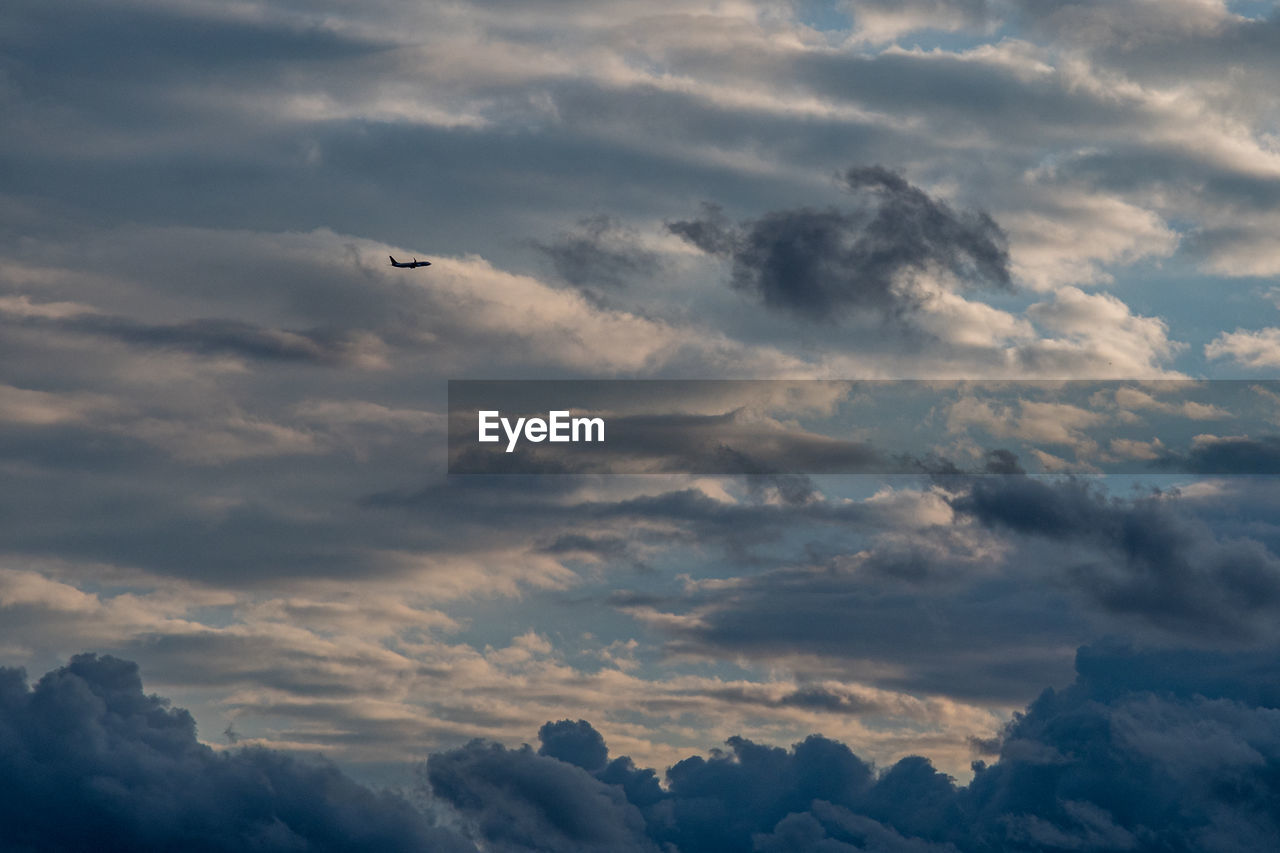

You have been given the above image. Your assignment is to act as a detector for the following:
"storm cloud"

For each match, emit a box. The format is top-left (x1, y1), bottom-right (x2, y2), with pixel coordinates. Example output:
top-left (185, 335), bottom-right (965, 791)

top-left (1155, 434), bottom-right (1280, 475)
top-left (9, 644), bottom-right (1280, 851)
top-left (0, 654), bottom-right (470, 852)
top-left (952, 475), bottom-right (1280, 637)
top-left (427, 642), bottom-right (1280, 852)
top-left (668, 167), bottom-right (1012, 323)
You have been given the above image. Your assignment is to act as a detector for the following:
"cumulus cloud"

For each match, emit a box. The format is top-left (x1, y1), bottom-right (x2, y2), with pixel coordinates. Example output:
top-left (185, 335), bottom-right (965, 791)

top-left (9, 626), bottom-right (1280, 852)
top-left (946, 396), bottom-right (1108, 456)
top-left (1002, 185), bottom-right (1180, 290)
top-left (1188, 212), bottom-right (1280, 278)
top-left (1020, 286), bottom-right (1181, 376)
top-left (426, 739), bottom-right (659, 853)
top-left (1206, 327), bottom-right (1280, 369)
top-left (0, 653), bottom-right (471, 852)
top-left (426, 641), bottom-right (1280, 852)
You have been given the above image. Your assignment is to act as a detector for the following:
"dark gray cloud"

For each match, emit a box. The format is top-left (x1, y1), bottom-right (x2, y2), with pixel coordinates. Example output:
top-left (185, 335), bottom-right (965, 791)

top-left (958, 640), bottom-right (1280, 853)
top-left (0, 653), bottom-right (471, 853)
top-left (427, 641), bottom-right (1280, 853)
top-left (952, 476), bottom-right (1280, 637)
top-left (430, 719), bottom-right (881, 853)
top-left (425, 739), bottom-right (659, 853)
top-left (538, 719), bottom-right (611, 773)
top-left (1154, 435), bottom-right (1280, 475)
top-left (1071, 640), bottom-right (1280, 707)
top-left (423, 639), bottom-right (1280, 852)
top-left (10, 642), bottom-right (1280, 851)
top-left (625, 557), bottom-right (1086, 702)
top-left (3, 0), bottom-right (379, 83)
top-left (596, 474), bottom-right (1280, 702)
top-left (668, 167), bottom-right (1011, 323)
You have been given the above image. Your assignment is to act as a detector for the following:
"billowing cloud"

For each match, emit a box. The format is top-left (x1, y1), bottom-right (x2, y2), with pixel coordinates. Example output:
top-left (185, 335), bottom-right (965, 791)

top-left (0, 653), bottom-right (472, 852)
top-left (428, 641), bottom-right (1280, 852)
top-left (668, 166), bottom-right (1011, 324)
top-left (12, 649), bottom-right (1280, 851)
top-left (952, 475), bottom-right (1280, 637)
top-left (1207, 328), bottom-right (1280, 369)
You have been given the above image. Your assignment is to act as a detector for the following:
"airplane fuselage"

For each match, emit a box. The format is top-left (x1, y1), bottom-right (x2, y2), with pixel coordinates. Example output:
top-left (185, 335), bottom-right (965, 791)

top-left (389, 255), bottom-right (431, 269)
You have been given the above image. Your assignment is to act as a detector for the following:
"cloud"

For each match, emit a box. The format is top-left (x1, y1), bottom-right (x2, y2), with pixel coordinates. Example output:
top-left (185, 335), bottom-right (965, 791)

top-left (607, 474), bottom-right (1280, 709)
top-left (1156, 433), bottom-right (1280, 475)
top-left (429, 717), bottom-right (885, 853)
top-left (1019, 286), bottom-right (1181, 376)
top-left (5, 0), bottom-right (1280, 833)
top-left (9, 637), bottom-right (1280, 852)
top-left (615, 523), bottom-right (1086, 703)
top-left (11, 311), bottom-right (390, 368)
top-left (952, 475), bottom-right (1280, 637)
top-left (668, 166), bottom-right (1011, 324)
top-left (1186, 210), bottom-right (1280, 278)
top-left (1002, 185), bottom-right (1180, 290)
top-left (538, 718), bottom-right (612, 772)
top-left (1110, 386), bottom-right (1231, 421)
top-left (1206, 328), bottom-right (1280, 369)
top-left (0, 653), bottom-right (472, 852)
top-left (426, 739), bottom-right (660, 852)
top-left (848, 0), bottom-right (995, 44)
top-left (425, 640), bottom-right (1280, 852)
top-left (960, 639), bottom-right (1280, 852)
top-left (946, 396), bottom-right (1108, 455)
top-left (0, 383), bottom-right (116, 426)
top-left (533, 215), bottom-right (663, 294)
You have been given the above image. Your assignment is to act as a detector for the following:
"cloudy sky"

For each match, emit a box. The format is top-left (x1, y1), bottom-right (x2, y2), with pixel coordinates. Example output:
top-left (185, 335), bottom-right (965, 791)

top-left (4, 1), bottom-right (1280, 850)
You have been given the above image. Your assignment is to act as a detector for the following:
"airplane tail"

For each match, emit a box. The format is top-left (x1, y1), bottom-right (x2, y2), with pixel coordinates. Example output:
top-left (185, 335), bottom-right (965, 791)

top-left (389, 255), bottom-right (398, 264)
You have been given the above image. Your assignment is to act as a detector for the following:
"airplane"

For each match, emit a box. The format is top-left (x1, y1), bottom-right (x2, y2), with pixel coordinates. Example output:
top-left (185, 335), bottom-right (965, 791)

top-left (389, 255), bottom-right (431, 269)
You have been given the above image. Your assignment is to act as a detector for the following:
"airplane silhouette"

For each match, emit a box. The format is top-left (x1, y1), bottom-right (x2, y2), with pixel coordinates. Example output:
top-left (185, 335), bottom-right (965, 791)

top-left (389, 255), bottom-right (431, 269)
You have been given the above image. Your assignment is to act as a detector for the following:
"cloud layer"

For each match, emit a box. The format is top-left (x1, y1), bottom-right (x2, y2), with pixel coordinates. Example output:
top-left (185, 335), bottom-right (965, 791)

top-left (9, 650), bottom-right (1280, 852)
top-left (4, 1), bottom-right (1280, 845)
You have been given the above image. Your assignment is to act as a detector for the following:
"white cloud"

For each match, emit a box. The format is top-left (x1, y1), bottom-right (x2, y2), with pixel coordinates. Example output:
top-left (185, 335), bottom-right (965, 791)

top-left (1004, 186), bottom-right (1180, 291)
top-left (1024, 286), bottom-right (1183, 377)
top-left (1206, 327), bottom-right (1280, 368)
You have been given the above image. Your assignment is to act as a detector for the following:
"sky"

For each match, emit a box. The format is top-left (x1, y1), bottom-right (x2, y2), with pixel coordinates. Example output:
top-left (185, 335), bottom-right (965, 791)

top-left (4, 0), bottom-right (1280, 850)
